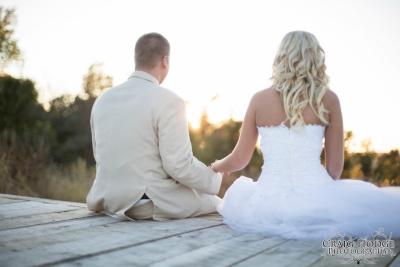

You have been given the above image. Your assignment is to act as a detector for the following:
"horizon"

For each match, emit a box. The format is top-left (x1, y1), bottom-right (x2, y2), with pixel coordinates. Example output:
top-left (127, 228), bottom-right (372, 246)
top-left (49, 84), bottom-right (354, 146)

top-left (1, 0), bottom-right (400, 153)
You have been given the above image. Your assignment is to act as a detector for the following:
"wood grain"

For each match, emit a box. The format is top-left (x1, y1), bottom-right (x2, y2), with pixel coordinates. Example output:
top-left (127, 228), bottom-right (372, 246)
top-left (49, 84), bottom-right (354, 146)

top-left (0, 194), bottom-right (398, 267)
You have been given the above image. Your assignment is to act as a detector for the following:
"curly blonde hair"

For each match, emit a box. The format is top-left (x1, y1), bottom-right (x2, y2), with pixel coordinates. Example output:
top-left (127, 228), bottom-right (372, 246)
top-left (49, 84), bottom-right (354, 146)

top-left (272, 31), bottom-right (330, 127)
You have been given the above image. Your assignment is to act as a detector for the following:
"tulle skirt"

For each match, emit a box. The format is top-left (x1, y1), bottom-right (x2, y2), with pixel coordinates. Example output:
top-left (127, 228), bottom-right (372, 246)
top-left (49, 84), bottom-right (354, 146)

top-left (217, 176), bottom-right (400, 240)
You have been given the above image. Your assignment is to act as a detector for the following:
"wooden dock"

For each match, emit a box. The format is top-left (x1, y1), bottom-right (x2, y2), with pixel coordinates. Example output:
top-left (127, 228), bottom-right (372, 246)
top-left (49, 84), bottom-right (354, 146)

top-left (0, 193), bottom-right (399, 267)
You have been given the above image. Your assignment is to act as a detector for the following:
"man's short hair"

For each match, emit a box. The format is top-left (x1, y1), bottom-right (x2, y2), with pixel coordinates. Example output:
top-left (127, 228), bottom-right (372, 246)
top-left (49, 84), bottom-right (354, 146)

top-left (134, 33), bottom-right (170, 69)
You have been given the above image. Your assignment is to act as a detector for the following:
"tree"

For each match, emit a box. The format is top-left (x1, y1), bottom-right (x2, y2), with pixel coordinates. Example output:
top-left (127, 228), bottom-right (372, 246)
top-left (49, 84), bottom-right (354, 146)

top-left (82, 63), bottom-right (113, 99)
top-left (49, 64), bottom-right (113, 164)
top-left (358, 139), bottom-right (376, 179)
top-left (0, 7), bottom-right (21, 71)
top-left (0, 75), bottom-right (47, 135)
top-left (341, 131), bottom-right (355, 178)
top-left (0, 75), bottom-right (51, 196)
top-left (373, 150), bottom-right (400, 185)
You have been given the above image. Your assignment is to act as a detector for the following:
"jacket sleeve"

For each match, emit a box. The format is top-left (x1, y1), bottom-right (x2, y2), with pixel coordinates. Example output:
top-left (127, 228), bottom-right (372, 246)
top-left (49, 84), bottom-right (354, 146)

top-left (157, 95), bottom-right (222, 195)
top-left (90, 108), bottom-right (97, 163)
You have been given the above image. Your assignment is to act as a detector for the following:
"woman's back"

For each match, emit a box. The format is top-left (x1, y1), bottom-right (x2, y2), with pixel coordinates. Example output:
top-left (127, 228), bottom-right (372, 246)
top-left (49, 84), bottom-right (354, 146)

top-left (252, 87), bottom-right (344, 179)
top-left (253, 87), bottom-right (331, 128)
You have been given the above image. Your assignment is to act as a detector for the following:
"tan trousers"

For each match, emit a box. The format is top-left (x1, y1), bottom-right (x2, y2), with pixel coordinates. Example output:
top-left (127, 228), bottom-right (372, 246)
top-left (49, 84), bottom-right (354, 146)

top-left (125, 200), bottom-right (154, 220)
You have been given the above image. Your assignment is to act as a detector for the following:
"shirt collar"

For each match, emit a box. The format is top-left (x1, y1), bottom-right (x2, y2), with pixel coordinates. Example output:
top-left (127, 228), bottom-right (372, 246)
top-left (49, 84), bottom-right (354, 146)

top-left (128, 70), bottom-right (159, 85)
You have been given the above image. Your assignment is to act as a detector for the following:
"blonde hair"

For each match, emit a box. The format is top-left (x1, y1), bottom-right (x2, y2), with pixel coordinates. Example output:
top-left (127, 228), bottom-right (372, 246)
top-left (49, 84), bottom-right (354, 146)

top-left (272, 31), bottom-right (329, 127)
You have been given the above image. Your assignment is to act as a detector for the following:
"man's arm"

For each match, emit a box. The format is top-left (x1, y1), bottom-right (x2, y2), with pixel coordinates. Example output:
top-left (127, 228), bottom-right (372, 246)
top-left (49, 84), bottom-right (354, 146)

top-left (157, 95), bottom-right (222, 195)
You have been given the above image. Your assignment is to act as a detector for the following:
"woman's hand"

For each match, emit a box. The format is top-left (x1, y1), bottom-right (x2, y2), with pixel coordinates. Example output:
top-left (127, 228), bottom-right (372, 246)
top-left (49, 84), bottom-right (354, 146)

top-left (210, 160), bottom-right (229, 174)
top-left (210, 160), bottom-right (220, 172)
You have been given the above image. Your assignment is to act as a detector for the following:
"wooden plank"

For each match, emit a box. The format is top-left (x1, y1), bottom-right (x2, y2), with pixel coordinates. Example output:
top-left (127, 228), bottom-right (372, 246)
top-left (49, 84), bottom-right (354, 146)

top-left (54, 224), bottom-right (243, 267)
top-left (0, 197), bottom-right (28, 205)
top-left (0, 193), bottom-right (86, 208)
top-left (0, 215), bottom-right (223, 266)
top-left (0, 200), bottom-right (80, 219)
top-left (0, 208), bottom-right (100, 231)
top-left (389, 253), bottom-right (400, 267)
top-left (233, 239), bottom-right (322, 267)
top-left (146, 234), bottom-right (288, 267)
top-left (0, 215), bottom-right (120, 242)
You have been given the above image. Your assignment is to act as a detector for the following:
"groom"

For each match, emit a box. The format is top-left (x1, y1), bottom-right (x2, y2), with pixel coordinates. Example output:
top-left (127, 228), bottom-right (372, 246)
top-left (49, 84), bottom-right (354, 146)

top-left (86, 33), bottom-right (223, 221)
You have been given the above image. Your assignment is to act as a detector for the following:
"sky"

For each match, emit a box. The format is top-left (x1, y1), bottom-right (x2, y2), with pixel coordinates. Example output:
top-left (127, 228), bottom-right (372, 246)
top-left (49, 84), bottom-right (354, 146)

top-left (1, 0), bottom-right (400, 152)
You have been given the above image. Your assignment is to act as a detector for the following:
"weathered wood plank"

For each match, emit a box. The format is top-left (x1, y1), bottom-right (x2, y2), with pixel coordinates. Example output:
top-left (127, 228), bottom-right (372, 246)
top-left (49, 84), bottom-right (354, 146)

top-left (0, 200), bottom-right (80, 219)
top-left (55, 224), bottom-right (243, 267)
top-left (0, 208), bottom-right (100, 231)
top-left (146, 233), bottom-right (288, 267)
top-left (0, 193), bottom-right (86, 208)
top-left (0, 197), bottom-right (28, 205)
top-left (389, 253), bottom-right (400, 267)
top-left (233, 239), bottom-right (322, 267)
top-left (0, 215), bottom-right (120, 242)
top-left (6, 194), bottom-right (396, 267)
top-left (0, 215), bottom-right (223, 267)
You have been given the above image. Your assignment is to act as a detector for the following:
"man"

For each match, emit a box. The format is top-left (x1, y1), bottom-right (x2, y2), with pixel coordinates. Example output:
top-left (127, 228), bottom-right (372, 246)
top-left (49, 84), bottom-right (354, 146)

top-left (86, 33), bottom-right (223, 221)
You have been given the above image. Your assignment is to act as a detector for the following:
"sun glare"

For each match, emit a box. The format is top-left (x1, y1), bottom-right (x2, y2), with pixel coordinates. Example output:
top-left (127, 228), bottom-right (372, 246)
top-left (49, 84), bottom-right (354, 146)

top-left (185, 98), bottom-right (235, 130)
top-left (185, 102), bottom-right (203, 130)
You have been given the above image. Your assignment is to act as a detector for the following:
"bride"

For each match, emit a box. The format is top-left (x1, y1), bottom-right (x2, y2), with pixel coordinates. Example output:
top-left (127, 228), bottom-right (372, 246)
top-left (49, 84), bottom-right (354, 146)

top-left (211, 31), bottom-right (400, 239)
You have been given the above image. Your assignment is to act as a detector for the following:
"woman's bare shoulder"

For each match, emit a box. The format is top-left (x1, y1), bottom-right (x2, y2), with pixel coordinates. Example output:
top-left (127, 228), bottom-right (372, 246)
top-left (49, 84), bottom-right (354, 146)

top-left (323, 89), bottom-right (341, 110)
top-left (250, 87), bottom-right (279, 105)
top-left (256, 87), bottom-right (278, 96)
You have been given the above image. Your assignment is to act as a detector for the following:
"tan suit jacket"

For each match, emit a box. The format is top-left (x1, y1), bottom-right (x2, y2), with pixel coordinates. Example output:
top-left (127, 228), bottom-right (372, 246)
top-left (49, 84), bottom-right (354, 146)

top-left (86, 71), bottom-right (222, 221)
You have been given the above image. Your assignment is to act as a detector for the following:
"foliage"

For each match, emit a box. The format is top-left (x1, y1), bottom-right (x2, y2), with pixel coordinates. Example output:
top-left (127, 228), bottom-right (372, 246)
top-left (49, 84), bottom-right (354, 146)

top-left (0, 75), bottom-right (52, 196)
top-left (82, 63), bottom-right (113, 99)
top-left (0, 75), bottom-right (48, 135)
top-left (48, 95), bottom-right (95, 164)
top-left (373, 150), bottom-right (400, 185)
top-left (0, 65), bottom-right (110, 200)
top-left (0, 7), bottom-right (21, 70)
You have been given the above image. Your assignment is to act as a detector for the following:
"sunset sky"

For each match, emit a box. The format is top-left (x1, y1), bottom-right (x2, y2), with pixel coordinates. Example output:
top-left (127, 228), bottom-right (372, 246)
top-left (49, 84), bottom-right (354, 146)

top-left (2, 0), bottom-right (400, 152)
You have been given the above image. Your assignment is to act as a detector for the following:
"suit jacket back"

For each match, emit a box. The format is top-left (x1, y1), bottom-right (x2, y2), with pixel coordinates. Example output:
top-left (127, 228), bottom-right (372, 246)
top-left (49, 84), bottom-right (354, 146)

top-left (86, 71), bottom-right (222, 221)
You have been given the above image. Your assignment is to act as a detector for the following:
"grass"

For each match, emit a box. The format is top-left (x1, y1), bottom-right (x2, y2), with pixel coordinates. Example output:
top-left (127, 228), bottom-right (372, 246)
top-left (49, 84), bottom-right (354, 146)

top-left (0, 156), bottom-right (95, 203)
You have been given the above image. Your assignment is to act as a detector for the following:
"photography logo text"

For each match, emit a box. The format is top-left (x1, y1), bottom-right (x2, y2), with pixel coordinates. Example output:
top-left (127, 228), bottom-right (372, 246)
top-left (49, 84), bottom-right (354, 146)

top-left (321, 228), bottom-right (396, 265)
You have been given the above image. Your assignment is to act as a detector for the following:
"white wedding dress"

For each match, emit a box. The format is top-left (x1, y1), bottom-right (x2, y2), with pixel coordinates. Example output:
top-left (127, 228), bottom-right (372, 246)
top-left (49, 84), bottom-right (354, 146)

top-left (217, 123), bottom-right (400, 239)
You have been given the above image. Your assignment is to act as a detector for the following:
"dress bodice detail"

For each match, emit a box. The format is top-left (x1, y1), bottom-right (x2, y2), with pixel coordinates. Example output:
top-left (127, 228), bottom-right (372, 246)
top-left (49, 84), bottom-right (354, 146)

top-left (257, 124), bottom-right (332, 190)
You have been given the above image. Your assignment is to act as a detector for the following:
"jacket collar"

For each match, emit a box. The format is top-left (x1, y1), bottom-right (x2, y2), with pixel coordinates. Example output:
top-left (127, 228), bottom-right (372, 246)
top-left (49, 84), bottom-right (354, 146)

top-left (128, 70), bottom-right (159, 85)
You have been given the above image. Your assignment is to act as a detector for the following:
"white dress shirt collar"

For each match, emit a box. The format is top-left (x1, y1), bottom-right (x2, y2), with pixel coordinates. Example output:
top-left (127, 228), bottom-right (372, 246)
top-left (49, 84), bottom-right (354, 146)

top-left (128, 70), bottom-right (159, 85)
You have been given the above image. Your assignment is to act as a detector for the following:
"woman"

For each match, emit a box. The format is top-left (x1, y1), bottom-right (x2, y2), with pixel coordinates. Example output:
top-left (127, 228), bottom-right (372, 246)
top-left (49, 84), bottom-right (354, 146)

top-left (211, 31), bottom-right (400, 239)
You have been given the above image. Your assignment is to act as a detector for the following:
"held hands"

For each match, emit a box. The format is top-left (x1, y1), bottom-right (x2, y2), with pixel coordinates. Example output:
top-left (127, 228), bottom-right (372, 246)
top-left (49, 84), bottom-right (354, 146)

top-left (210, 159), bottom-right (230, 176)
top-left (210, 160), bottom-right (237, 196)
top-left (210, 161), bottom-right (231, 197)
top-left (210, 159), bottom-right (221, 172)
